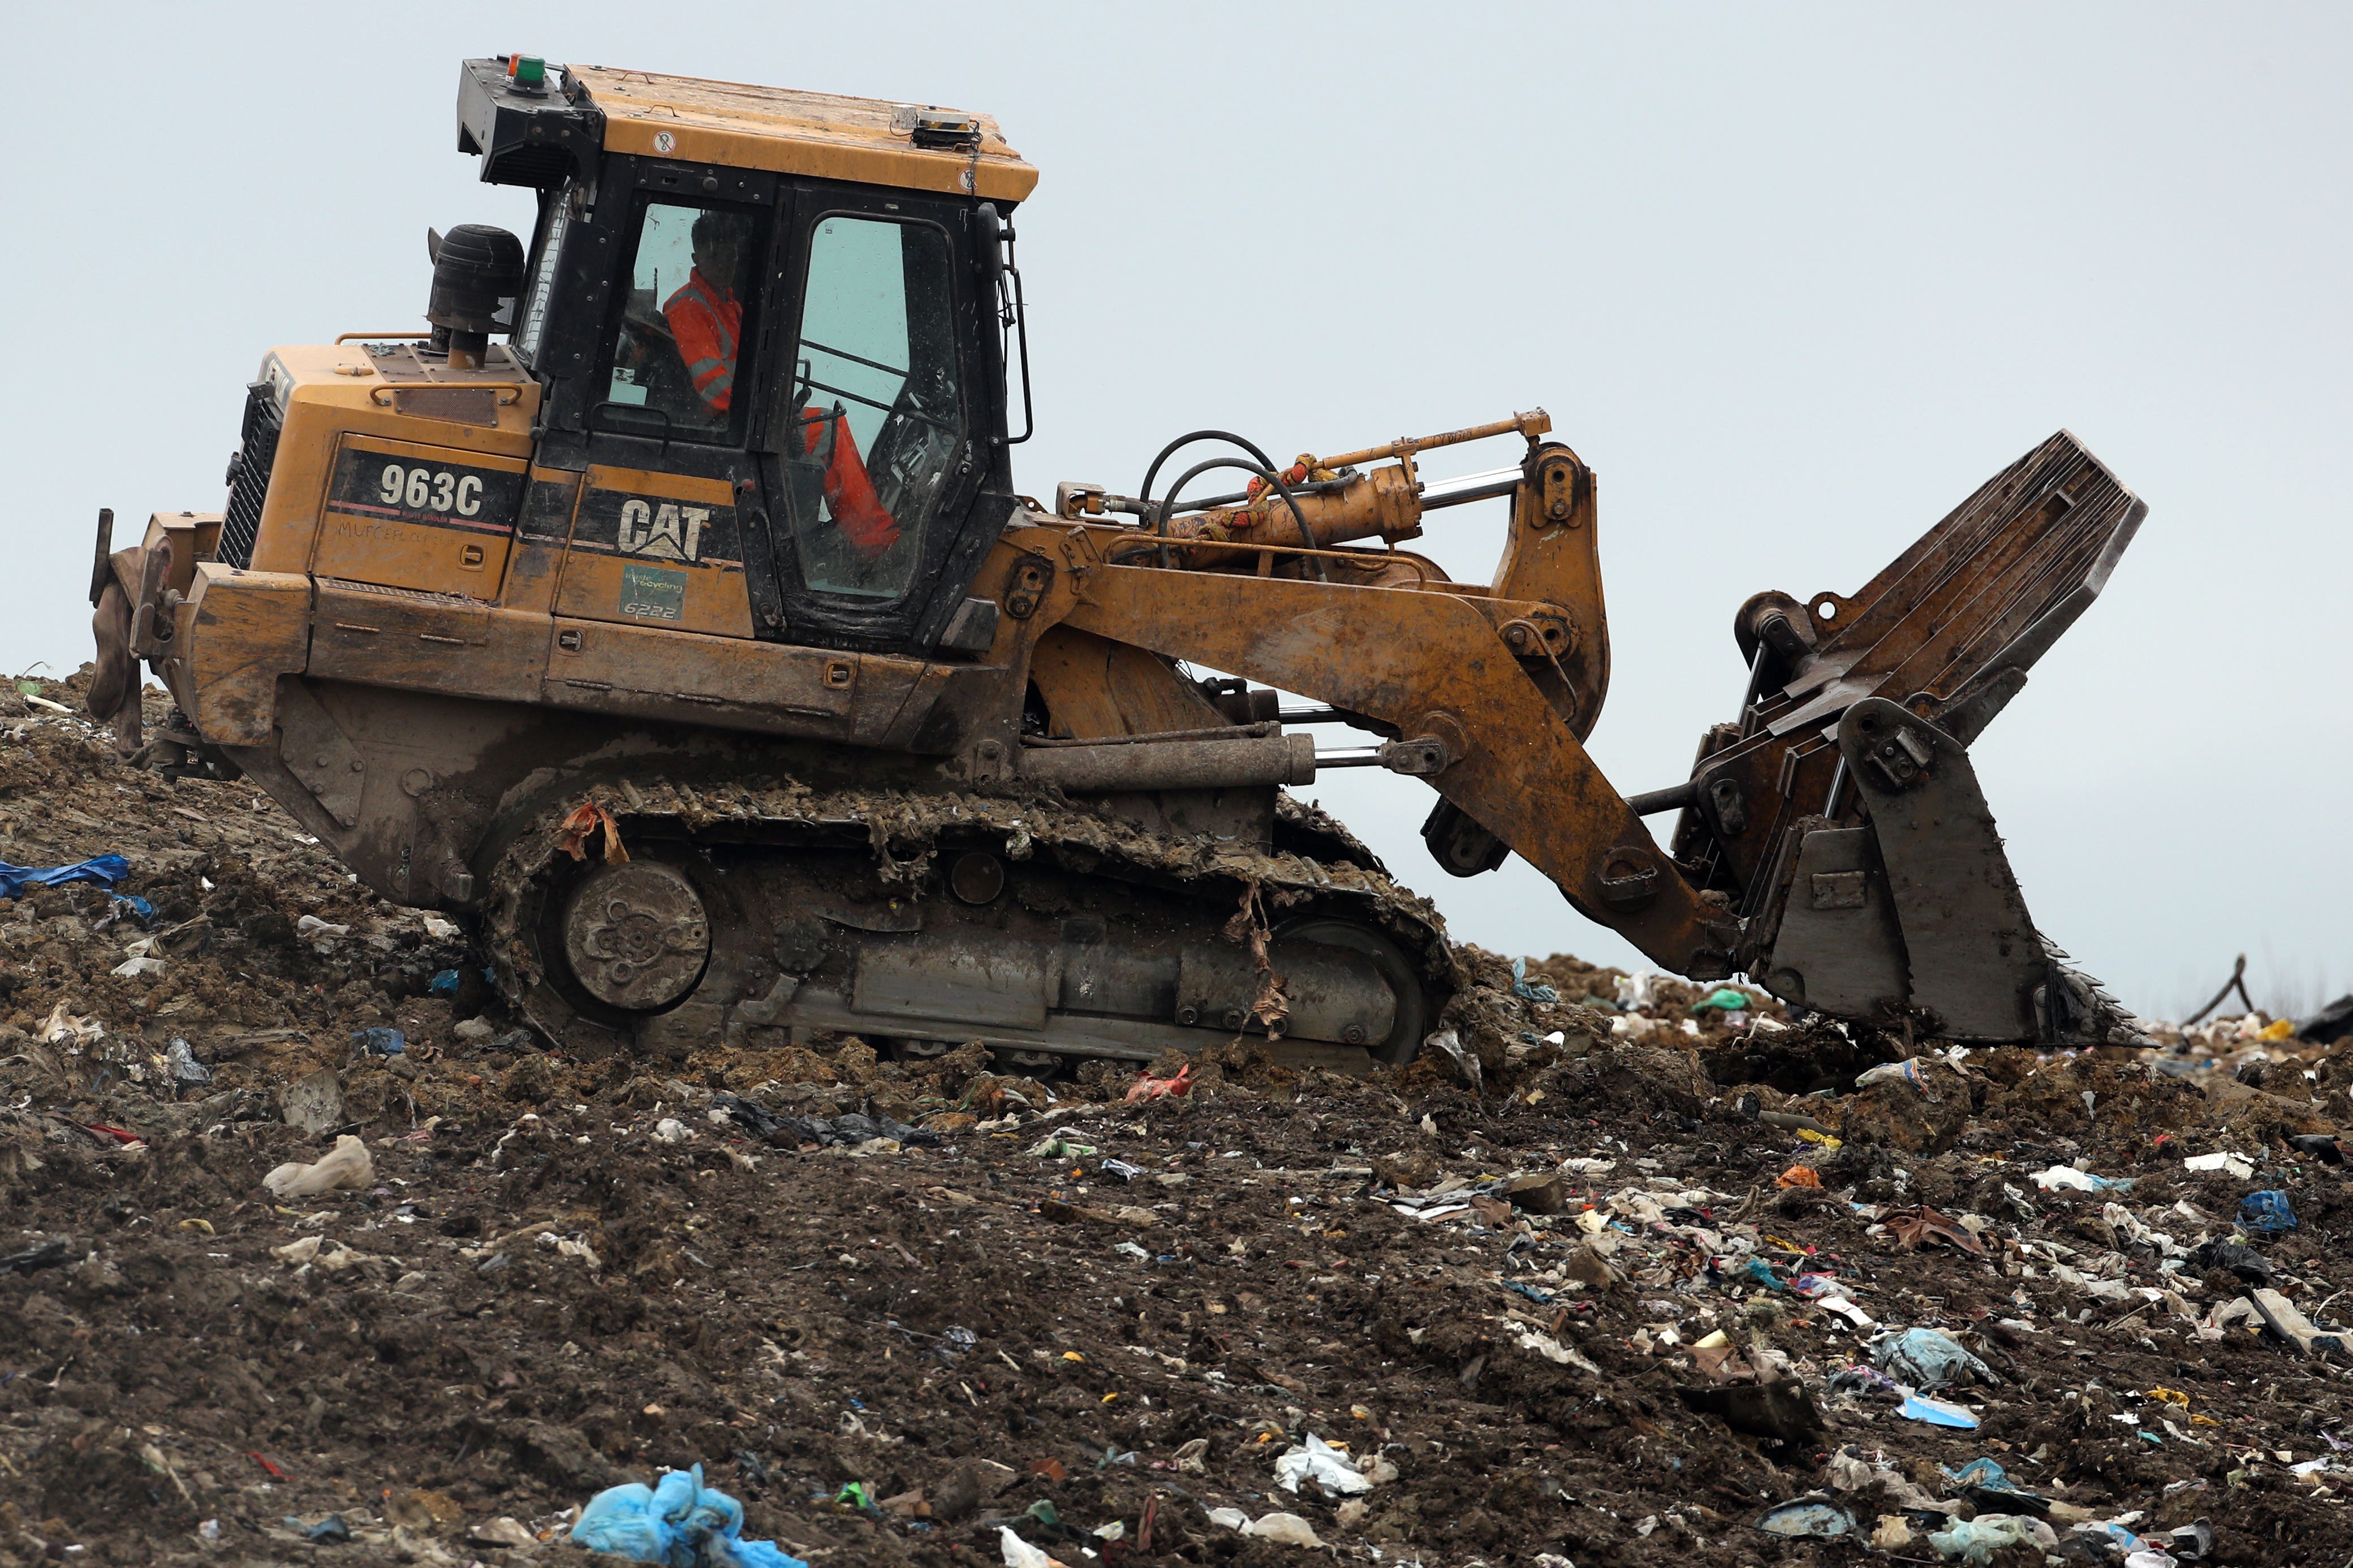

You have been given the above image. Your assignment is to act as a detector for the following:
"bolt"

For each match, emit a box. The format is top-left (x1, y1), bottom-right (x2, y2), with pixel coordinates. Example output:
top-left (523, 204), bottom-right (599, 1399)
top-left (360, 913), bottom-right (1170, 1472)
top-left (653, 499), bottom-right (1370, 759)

top-left (1503, 625), bottom-right (1531, 653)
top-left (1176, 1006), bottom-right (1200, 1026)
top-left (1223, 1009), bottom-right (1246, 1030)
top-left (1343, 1024), bottom-right (1368, 1046)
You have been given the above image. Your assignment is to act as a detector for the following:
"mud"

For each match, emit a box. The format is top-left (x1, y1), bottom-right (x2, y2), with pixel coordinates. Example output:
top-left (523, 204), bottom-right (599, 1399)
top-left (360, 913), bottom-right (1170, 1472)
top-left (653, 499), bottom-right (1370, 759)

top-left (3, 675), bottom-right (2353, 1567)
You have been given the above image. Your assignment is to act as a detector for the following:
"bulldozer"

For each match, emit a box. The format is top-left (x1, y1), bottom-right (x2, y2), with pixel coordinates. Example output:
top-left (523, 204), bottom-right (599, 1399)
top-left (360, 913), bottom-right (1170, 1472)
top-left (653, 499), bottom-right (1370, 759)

top-left (87, 55), bottom-right (2144, 1070)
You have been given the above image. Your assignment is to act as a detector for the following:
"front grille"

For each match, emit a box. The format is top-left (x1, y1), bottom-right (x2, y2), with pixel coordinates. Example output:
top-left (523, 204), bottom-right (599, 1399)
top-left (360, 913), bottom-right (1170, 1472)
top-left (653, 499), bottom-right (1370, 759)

top-left (217, 382), bottom-right (283, 569)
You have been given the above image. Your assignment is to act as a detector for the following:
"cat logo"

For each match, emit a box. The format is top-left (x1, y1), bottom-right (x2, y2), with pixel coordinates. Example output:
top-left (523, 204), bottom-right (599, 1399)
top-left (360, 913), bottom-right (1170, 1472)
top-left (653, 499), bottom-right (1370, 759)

top-left (616, 499), bottom-right (712, 563)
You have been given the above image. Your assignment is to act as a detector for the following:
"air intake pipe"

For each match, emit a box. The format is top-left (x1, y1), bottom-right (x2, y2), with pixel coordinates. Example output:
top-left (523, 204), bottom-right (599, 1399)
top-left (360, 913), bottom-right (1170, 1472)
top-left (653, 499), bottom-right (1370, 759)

top-left (425, 224), bottom-right (525, 368)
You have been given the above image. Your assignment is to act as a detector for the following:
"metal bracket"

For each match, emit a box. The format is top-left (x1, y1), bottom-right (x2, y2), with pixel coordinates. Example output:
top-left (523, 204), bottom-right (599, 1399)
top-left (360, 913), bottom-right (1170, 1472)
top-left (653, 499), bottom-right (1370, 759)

top-left (275, 680), bottom-right (365, 830)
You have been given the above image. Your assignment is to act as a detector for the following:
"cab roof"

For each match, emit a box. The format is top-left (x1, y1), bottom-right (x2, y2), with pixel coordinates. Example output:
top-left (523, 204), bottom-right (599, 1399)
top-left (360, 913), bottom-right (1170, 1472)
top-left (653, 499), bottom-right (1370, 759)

top-left (457, 57), bottom-right (1035, 203)
top-left (571, 64), bottom-right (1036, 202)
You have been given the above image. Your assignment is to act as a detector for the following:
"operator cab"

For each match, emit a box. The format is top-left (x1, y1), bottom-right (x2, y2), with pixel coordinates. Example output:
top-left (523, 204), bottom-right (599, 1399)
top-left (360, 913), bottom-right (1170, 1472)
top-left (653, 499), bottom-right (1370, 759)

top-left (458, 55), bottom-right (1035, 655)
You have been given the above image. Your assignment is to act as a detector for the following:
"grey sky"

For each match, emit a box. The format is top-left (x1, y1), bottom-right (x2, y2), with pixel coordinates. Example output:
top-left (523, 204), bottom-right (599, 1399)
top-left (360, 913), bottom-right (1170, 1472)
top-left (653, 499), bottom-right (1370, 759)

top-left (7, 4), bottom-right (2345, 1019)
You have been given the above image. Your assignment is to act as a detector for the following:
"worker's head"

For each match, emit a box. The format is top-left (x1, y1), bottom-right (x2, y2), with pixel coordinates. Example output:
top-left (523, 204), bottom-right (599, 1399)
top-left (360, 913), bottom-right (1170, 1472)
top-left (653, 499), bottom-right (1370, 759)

top-left (691, 211), bottom-right (751, 290)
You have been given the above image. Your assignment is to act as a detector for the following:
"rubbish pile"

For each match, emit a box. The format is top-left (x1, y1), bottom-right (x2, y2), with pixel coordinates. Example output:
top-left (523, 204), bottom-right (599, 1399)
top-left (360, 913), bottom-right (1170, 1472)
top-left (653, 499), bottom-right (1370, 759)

top-left (2, 671), bottom-right (2352, 1565)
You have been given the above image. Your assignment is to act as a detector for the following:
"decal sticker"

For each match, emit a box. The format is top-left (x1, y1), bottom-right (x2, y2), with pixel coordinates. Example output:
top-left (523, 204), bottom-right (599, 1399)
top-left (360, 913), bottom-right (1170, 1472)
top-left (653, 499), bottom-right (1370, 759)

top-left (620, 563), bottom-right (687, 621)
top-left (327, 447), bottom-right (524, 533)
top-left (573, 485), bottom-right (742, 568)
top-left (653, 130), bottom-right (676, 154)
top-left (616, 498), bottom-right (712, 561)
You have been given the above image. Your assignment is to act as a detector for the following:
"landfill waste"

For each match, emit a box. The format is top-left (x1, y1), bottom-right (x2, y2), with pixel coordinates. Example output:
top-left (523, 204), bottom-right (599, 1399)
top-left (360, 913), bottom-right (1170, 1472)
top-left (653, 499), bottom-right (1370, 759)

top-left (1206, 1509), bottom-right (1324, 1547)
top-left (2285, 1133), bottom-right (2343, 1164)
top-left (712, 1093), bottom-right (941, 1148)
top-left (2187, 1238), bottom-right (2273, 1284)
top-left (1, 1237), bottom-right (71, 1275)
top-left (1273, 1432), bottom-right (1373, 1494)
top-left (0, 684), bottom-right (2324, 1568)
top-left (1755, 1494), bottom-right (1857, 1538)
top-left (0, 852), bottom-right (132, 900)
top-left (1928, 1512), bottom-right (2058, 1563)
top-left (1898, 1392), bottom-right (1981, 1429)
top-left (165, 1036), bottom-right (212, 1089)
top-left (998, 1525), bottom-right (1065, 1567)
top-left (262, 1134), bottom-right (375, 1199)
top-left (2239, 1188), bottom-right (2297, 1233)
top-left (283, 1514), bottom-right (352, 1544)
top-left (1510, 956), bottom-right (1560, 1002)
top-left (1855, 1057), bottom-right (1932, 1091)
top-left (468, 1516), bottom-right (540, 1548)
top-left (1123, 1062), bottom-right (1193, 1102)
top-left (350, 1026), bottom-right (405, 1056)
top-left (1870, 1327), bottom-right (1998, 1391)
top-left (571, 1465), bottom-right (807, 1567)
top-left (2033, 1163), bottom-right (2133, 1192)
top-left (2183, 1150), bottom-right (2255, 1179)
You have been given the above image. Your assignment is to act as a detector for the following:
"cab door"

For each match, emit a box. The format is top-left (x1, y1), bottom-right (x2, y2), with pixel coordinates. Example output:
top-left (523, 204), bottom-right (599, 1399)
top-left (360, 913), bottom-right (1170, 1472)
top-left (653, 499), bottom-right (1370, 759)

top-left (754, 192), bottom-right (993, 654)
top-left (553, 165), bottom-right (786, 641)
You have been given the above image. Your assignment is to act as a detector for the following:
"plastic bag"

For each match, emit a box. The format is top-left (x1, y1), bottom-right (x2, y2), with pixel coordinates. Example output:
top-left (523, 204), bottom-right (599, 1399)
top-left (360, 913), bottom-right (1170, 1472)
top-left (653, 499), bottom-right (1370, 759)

top-left (1273, 1433), bottom-right (1371, 1495)
top-left (2239, 1189), bottom-right (2297, 1233)
top-left (1928, 1513), bottom-right (2057, 1563)
top-left (1870, 1327), bottom-right (1997, 1390)
top-left (1510, 957), bottom-right (1560, 1003)
top-left (263, 1135), bottom-right (376, 1200)
top-left (571, 1465), bottom-right (807, 1567)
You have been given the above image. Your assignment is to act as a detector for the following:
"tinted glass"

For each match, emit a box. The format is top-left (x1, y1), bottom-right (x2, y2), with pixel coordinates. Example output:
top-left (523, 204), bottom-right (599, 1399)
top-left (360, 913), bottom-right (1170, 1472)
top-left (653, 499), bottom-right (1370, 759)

top-left (769, 215), bottom-right (963, 599)
top-left (601, 200), bottom-right (761, 441)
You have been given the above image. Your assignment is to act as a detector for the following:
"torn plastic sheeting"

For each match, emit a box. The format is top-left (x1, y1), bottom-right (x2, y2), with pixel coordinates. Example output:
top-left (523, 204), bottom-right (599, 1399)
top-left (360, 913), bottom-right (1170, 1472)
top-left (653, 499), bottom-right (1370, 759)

top-left (2186, 1238), bottom-right (2272, 1285)
top-left (1510, 957), bottom-right (1559, 1003)
top-left (1274, 1432), bottom-right (1371, 1495)
top-left (350, 1027), bottom-right (405, 1057)
top-left (1929, 1513), bottom-right (2058, 1563)
top-left (262, 1135), bottom-right (375, 1200)
top-left (1870, 1327), bottom-right (1998, 1390)
top-left (1755, 1495), bottom-right (1856, 1539)
top-left (1205, 1509), bottom-right (1324, 1547)
top-left (1855, 1057), bottom-right (1932, 1092)
top-left (0, 853), bottom-right (131, 901)
top-left (1898, 1392), bottom-right (1980, 1429)
top-left (166, 1038), bottom-right (213, 1088)
top-left (1123, 1062), bottom-right (1192, 1102)
top-left (2239, 1189), bottom-right (2296, 1233)
top-left (1691, 985), bottom-right (1751, 1014)
top-left (571, 1464), bottom-right (807, 1567)
top-left (712, 1094), bottom-right (940, 1149)
top-left (998, 1525), bottom-right (1067, 1567)
top-left (2033, 1164), bottom-right (2134, 1193)
top-left (2183, 1151), bottom-right (2255, 1180)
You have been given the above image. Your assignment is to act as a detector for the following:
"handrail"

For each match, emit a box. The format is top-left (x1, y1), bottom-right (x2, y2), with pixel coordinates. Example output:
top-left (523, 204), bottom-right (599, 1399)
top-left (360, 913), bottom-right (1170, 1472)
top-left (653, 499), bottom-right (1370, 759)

top-left (335, 330), bottom-right (433, 344)
top-left (369, 383), bottom-right (531, 407)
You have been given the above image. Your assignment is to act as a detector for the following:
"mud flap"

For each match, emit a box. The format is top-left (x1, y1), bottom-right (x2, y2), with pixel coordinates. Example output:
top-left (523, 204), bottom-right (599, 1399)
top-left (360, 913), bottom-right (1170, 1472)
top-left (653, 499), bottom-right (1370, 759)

top-left (1834, 697), bottom-right (2045, 1040)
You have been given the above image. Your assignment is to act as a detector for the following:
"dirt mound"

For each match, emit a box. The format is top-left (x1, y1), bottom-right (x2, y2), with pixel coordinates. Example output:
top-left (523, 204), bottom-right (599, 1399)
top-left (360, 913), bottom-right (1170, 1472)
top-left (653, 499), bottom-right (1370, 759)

top-left (3, 677), bottom-right (2352, 1566)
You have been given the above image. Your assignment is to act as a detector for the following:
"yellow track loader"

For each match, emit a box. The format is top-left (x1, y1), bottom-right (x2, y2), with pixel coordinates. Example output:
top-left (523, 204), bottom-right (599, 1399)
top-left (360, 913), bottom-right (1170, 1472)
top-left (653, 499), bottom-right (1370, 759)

top-left (89, 55), bottom-right (2144, 1069)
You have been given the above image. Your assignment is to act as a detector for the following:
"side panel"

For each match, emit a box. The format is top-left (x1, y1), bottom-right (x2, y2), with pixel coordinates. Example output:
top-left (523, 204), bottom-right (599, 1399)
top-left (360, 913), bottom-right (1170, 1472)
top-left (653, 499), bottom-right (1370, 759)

top-left (554, 465), bottom-right (754, 638)
top-left (310, 435), bottom-right (528, 598)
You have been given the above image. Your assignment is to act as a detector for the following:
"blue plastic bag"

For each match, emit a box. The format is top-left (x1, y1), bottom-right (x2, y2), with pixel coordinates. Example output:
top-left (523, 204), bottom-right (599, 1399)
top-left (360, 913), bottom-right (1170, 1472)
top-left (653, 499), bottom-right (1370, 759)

top-left (2240, 1189), bottom-right (2298, 1233)
top-left (0, 854), bottom-right (131, 900)
top-left (429, 969), bottom-right (460, 997)
top-left (572, 1466), bottom-right (806, 1567)
top-left (1510, 957), bottom-right (1559, 1003)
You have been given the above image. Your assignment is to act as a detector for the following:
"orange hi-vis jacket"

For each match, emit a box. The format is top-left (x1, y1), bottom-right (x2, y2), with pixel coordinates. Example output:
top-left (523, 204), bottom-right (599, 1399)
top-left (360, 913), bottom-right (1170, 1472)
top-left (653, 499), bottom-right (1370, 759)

top-left (663, 269), bottom-right (740, 412)
top-left (795, 405), bottom-right (899, 556)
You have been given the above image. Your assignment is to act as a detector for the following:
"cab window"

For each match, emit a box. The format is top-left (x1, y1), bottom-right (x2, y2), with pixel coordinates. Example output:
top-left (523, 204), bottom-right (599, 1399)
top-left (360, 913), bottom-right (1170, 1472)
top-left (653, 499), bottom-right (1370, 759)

top-left (767, 215), bottom-right (964, 599)
top-left (600, 199), bottom-right (764, 441)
